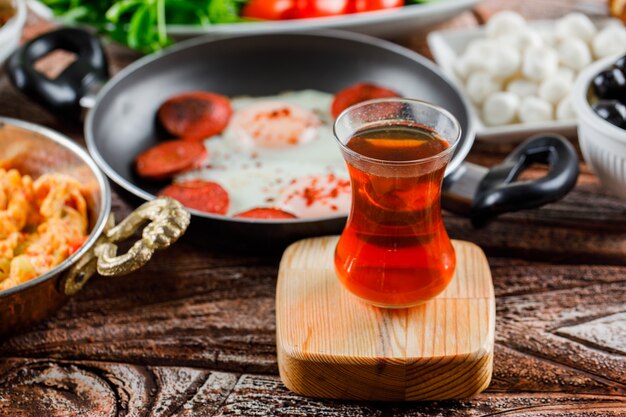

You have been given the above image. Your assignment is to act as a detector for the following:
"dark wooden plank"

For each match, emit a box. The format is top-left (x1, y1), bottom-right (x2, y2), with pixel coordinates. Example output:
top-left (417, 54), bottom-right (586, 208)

top-left (556, 312), bottom-right (626, 355)
top-left (490, 344), bottom-right (623, 395)
top-left (213, 374), bottom-right (626, 416)
top-left (488, 257), bottom-right (626, 297)
top-left (1, 257), bottom-right (624, 394)
top-left (0, 358), bottom-right (238, 417)
top-left (0, 240), bottom-right (280, 373)
top-left (496, 285), bottom-right (626, 385)
top-left (2, 359), bottom-right (623, 416)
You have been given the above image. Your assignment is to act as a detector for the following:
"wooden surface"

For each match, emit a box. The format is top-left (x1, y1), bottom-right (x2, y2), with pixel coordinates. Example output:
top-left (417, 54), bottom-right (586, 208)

top-left (276, 237), bottom-right (495, 401)
top-left (0, 0), bottom-right (625, 415)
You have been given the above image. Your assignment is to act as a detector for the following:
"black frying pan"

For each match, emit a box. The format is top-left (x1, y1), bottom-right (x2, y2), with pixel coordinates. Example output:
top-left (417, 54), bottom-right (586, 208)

top-left (7, 28), bottom-right (579, 246)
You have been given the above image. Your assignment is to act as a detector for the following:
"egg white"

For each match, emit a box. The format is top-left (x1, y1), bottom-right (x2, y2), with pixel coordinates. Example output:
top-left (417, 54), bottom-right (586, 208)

top-left (177, 90), bottom-right (350, 217)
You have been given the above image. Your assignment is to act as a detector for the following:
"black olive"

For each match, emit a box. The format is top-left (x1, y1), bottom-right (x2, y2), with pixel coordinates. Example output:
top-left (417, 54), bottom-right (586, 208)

top-left (592, 68), bottom-right (626, 100)
top-left (615, 55), bottom-right (626, 73)
top-left (592, 100), bottom-right (626, 128)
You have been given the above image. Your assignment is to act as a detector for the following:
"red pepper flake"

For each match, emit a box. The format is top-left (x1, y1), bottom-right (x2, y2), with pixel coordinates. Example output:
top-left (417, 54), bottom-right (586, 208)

top-left (283, 175), bottom-right (350, 208)
top-left (302, 187), bottom-right (317, 206)
top-left (269, 107), bottom-right (290, 119)
top-left (330, 205), bottom-right (338, 211)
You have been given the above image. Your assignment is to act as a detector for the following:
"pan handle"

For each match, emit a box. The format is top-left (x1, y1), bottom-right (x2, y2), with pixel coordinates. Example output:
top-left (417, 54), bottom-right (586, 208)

top-left (443, 135), bottom-right (579, 227)
top-left (6, 28), bottom-right (108, 122)
top-left (60, 197), bottom-right (190, 296)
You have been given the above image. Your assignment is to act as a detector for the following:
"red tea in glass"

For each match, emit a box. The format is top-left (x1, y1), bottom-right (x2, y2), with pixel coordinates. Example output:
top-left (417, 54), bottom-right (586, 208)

top-left (333, 99), bottom-right (460, 308)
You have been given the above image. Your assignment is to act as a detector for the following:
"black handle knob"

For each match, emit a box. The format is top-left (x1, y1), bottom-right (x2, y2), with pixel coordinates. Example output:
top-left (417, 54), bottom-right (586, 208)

top-left (6, 28), bottom-right (109, 122)
top-left (471, 135), bottom-right (579, 227)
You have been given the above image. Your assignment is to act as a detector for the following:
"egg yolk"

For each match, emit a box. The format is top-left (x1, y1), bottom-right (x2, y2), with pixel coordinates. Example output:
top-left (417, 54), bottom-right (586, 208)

top-left (226, 101), bottom-right (321, 148)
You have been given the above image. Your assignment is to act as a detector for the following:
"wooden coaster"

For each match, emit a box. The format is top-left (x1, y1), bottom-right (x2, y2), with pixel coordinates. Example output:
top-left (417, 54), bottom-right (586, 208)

top-left (276, 236), bottom-right (495, 401)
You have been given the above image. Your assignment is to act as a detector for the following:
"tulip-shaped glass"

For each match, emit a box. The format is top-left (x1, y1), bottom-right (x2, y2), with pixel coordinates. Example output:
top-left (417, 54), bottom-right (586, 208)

top-left (333, 98), bottom-right (461, 308)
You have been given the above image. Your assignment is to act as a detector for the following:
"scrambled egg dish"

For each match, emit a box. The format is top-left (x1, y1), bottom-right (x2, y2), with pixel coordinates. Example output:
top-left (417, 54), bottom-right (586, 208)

top-left (0, 169), bottom-right (89, 291)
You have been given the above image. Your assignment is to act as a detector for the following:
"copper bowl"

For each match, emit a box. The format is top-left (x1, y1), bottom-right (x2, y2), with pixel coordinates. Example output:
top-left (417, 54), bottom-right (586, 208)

top-left (0, 117), bottom-right (189, 337)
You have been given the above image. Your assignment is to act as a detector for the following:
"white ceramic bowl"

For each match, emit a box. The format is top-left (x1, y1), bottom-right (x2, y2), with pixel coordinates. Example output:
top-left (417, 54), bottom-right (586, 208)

top-left (0, 0), bottom-right (26, 65)
top-left (573, 55), bottom-right (626, 200)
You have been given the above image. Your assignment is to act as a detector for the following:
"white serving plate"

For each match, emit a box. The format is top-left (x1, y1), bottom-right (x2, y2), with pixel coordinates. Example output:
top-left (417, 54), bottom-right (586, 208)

top-left (33, 0), bottom-right (478, 39)
top-left (0, 0), bottom-right (26, 65)
top-left (427, 18), bottom-right (622, 144)
top-left (169, 0), bottom-right (478, 38)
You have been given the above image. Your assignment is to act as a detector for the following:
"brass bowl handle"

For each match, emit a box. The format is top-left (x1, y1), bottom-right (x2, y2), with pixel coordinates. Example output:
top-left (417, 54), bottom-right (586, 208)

top-left (61, 197), bottom-right (190, 296)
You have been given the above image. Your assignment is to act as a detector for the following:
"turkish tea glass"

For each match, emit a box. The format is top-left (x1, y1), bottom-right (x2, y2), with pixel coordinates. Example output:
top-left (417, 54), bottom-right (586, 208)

top-left (333, 98), bottom-right (461, 308)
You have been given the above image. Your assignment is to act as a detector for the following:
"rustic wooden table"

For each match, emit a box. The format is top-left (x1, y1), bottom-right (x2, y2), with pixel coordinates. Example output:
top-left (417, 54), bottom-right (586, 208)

top-left (1, 0), bottom-right (625, 415)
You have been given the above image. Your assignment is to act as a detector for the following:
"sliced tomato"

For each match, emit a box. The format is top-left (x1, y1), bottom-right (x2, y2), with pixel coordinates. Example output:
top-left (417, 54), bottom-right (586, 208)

top-left (135, 140), bottom-right (207, 180)
top-left (352, 0), bottom-right (402, 12)
top-left (234, 208), bottom-right (298, 219)
top-left (158, 91), bottom-right (232, 141)
top-left (291, 0), bottom-right (350, 18)
top-left (331, 82), bottom-right (401, 118)
top-left (159, 180), bottom-right (229, 215)
top-left (241, 0), bottom-right (296, 20)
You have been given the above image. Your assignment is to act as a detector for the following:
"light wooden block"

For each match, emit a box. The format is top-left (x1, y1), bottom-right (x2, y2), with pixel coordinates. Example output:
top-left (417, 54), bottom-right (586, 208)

top-left (276, 236), bottom-right (495, 401)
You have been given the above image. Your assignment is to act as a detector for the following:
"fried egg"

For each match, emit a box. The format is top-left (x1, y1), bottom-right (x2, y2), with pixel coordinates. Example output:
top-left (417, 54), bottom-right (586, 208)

top-left (177, 90), bottom-right (351, 219)
top-left (226, 100), bottom-right (320, 148)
